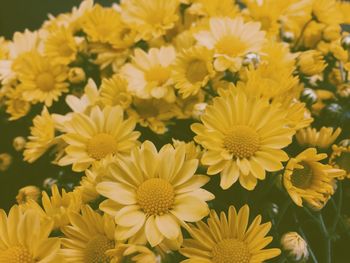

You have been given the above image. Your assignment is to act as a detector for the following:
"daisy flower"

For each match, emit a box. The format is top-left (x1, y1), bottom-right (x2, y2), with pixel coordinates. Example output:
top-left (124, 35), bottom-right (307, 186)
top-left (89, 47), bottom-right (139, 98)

top-left (23, 107), bottom-right (56, 163)
top-left (191, 88), bottom-right (294, 190)
top-left (100, 74), bottom-right (132, 109)
top-left (283, 148), bottom-right (345, 209)
top-left (14, 51), bottom-right (69, 107)
top-left (330, 140), bottom-right (350, 179)
top-left (121, 0), bottom-right (179, 40)
top-left (180, 205), bottom-right (281, 262)
top-left (58, 105), bottom-right (140, 172)
top-left (296, 127), bottom-right (342, 149)
top-left (5, 87), bottom-right (31, 120)
top-left (97, 141), bottom-right (213, 247)
top-left (195, 17), bottom-right (265, 72)
top-left (173, 46), bottom-right (215, 98)
top-left (0, 205), bottom-right (63, 262)
top-left (121, 46), bottom-right (176, 102)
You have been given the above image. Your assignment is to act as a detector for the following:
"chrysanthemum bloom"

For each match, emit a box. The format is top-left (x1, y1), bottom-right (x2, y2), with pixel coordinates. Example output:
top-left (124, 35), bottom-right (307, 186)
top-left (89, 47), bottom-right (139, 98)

top-left (0, 205), bottom-right (63, 262)
top-left (283, 148), bottom-right (345, 208)
top-left (28, 184), bottom-right (82, 230)
top-left (16, 185), bottom-right (41, 205)
top-left (297, 50), bottom-right (326, 76)
top-left (58, 105), bottom-right (140, 172)
top-left (281, 232), bottom-right (309, 262)
top-left (100, 74), bottom-right (132, 109)
top-left (296, 127), bottom-right (341, 149)
top-left (195, 17), bottom-right (265, 72)
top-left (121, 0), bottom-right (179, 40)
top-left (191, 89), bottom-right (294, 190)
top-left (23, 107), bottom-right (56, 163)
top-left (61, 205), bottom-right (116, 262)
top-left (121, 47), bottom-right (176, 102)
top-left (97, 141), bottom-right (213, 247)
top-left (312, 0), bottom-right (342, 25)
top-left (44, 26), bottom-right (78, 65)
top-left (173, 46), bottom-right (215, 98)
top-left (330, 140), bottom-right (350, 178)
top-left (5, 87), bottom-right (31, 120)
top-left (180, 205), bottom-right (281, 262)
top-left (187, 0), bottom-right (239, 18)
top-left (14, 51), bottom-right (69, 107)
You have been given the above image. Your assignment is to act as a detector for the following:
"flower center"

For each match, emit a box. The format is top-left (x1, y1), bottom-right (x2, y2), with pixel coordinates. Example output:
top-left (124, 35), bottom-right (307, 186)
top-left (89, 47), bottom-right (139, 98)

top-left (212, 239), bottom-right (251, 263)
top-left (84, 235), bottom-right (114, 263)
top-left (223, 126), bottom-right (260, 159)
top-left (186, 59), bottom-right (209, 84)
top-left (145, 66), bottom-right (170, 86)
top-left (0, 246), bottom-right (34, 263)
top-left (291, 161), bottom-right (314, 189)
top-left (215, 36), bottom-right (247, 57)
top-left (87, 133), bottom-right (118, 160)
top-left (36, 72), bottom-right (55, 91)
top-left (137, 178), bottom-right (175, 215)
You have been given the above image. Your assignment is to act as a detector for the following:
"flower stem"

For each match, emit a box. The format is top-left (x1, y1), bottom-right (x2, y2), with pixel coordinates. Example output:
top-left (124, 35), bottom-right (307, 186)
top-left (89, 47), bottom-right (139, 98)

top-left (292, 19), bottom-right (313, 51)
top-left (317, 213), bottom-right (331, 263)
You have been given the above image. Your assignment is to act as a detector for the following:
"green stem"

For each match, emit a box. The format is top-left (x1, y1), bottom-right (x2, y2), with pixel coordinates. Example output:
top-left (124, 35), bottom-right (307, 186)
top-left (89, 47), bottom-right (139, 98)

top-left (292, 19), bottom-right (313, 51)
top-left (276, 198), bottom-right (292, 230)
top-left (330, 181), bottom-right (343, 234)
top-left (317, 213), bottom-right (331, 263)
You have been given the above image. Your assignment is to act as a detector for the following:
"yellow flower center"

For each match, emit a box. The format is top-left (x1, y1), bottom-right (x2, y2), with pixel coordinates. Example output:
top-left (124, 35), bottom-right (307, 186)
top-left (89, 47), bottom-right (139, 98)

top-left (87, 133), bottom-right (118, 160)
top-left (137, 178), bottom-right (175, 215)
top-left (212, 239), bottom-right (251, 263)
top-left (84, 235), bottom-right (114, 263)
top-left (215, 36), bottom-right (247, 57)
top-left (145, 66), bottom-right (170, 86)
top-left (36, 72), bottom-right (55, 91)
top-left (291, 162), bottom-right (314, 189)
top-left (223, 126), bottom-right (260, 158)
top-left (0, 246), bottom-right (34, 263)
top-left (186, 59), bottom-right (209, 84)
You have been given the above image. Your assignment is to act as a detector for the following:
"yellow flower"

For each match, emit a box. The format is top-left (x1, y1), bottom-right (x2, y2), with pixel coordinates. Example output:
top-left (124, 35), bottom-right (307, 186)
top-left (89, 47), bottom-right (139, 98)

top-left (281, 232), bottom-right (309, 262)
top-left (16, 186), bottom-right (41, 205)
top-left (67, 67), bottom-right (86, 84)
top-left (58, 105), bottom-right (139, 172)
top-left (100, 74), bottom-right (132, 109)
top-left (44, 26), bottom-right (78, 65)
top-left (121, 46), bottom-right (176, 101)
top-left (23, 107), bottom-right (56, 163)
top-left (5, 87), bottom-right (31, 120)
top-left (180, 205), bottom-right (281, 262)
top-left (296, 127), bottom-right (342, 149)
top-left (97, 141), bottom-right (213, 247)
top-left (107, 244), bottom-right (160, 263)
top-left (121, 0), bottom-right (179, 40)
top-left (297, 50), bottom-right (326, 76)
top-left (173, 46), bottom-right (215, 98)
top-left (283, 148), bottom-right (345, 208)
top-left (14, 51), bottom-right (69, 107)
top-left (28, 184), bottom-right (82, 230)
top-left (312, 0), bottom-right (342, 25)
top-left (61, 205), bottom-right (116, 262)
top-left (187, 0), bottom-right (239, 18)
top-left (192, 89), bottom-right (294, 190)
top-left (195, 17), bottom-right (265, 72)
top-left (330, 141), bottom-right (350, 179)
top-left (0, 205), bottom-right (62, 262)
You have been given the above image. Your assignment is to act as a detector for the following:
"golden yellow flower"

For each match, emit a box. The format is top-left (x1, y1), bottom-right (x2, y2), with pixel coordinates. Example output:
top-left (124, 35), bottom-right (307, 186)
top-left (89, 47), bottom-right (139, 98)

top-left (5, 87), bottom-right (31, 120)
top-left (195, 17), bottom-right (265, 72)
top-left (61, 205), bottom-right (116, 262)
top-left (192, 88), bottom-right (294, 190)
top-left (121, 46), bottom-right (176, 101)
top-left (28, 184), bottom-right (82, 230)
top-left (100, 74), bottom-right (132, 109)
top-left (330, 141), bottom-right (350, 179)
top-left (297, 50), bottom-right (326, 76)
top-left (283, 148), bottom-right (345, 208)
top-left (14, 51), bottom-right (69, 107)
top-left (187, 0), bottom-right (239, 18)
top-left (97, 141), bottom-right (213, 247)
top-left (16, 186), bottom-right (41, 205)
top-left (44, 26), bottom-right (78, 65)
top-left (23, 107), bottom-right (56, 163)
top-left (121, 0), bottom-right (179, 40)
top-left (173, 46), bottom-right (215, 98)
top-left (0, 205), bottom-right (63, 262)
top-left (58, 105), bottom-right (140, 172)
top-left (296, 127), bottom-right (342, 149)
top-left (180, 205), bottom-right (281, 262)
top-left (312, 0), bottom-right (342, 25)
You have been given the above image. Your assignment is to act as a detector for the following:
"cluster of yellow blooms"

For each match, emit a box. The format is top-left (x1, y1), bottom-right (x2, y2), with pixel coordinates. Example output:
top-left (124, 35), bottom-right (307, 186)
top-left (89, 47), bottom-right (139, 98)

top-left (0, 0), bottom-right (349, 262)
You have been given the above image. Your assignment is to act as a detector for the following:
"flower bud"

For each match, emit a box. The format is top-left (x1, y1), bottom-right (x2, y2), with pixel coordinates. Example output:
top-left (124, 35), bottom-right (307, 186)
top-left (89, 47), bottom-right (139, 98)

top-left (281, 232), bottom-right (309, 262)
top-left (323, 25), bottom-right (340, 42)
top-left (242, 53), bottom-right (260, 68)
top-left (0, 153), bottom-right (12, 171)
top-left (13, 136), bottom-right (26, 152)
top-left (68, 67), bottom-right (86, 84)
top-left (297, 50), bottom-right (326, 76)
top-left (300, 88), bottom-right (317, 106)
top-left (341, 35), bottom-right (350, 49)
top-left (192, 102), bottom-right (207, 119)
top-left (16, 185), bottom-right (41, 205)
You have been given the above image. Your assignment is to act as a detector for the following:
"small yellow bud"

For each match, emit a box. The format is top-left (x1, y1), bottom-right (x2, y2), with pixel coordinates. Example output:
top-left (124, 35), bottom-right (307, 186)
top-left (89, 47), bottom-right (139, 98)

top-left (13, 136), bottom-right (26, 152)
top-left (323, 25), bottom-right (341, 42)
top-left (0, 153), bottom-right (12, 171)
top-left (16, 185), bottom-right (41, 205)
top-left (68, 67), bottom-right (86, 84)
top-left (281, 232), bottom-right (309, 262)
top-left (297, 50), bottom-right (326, 76)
